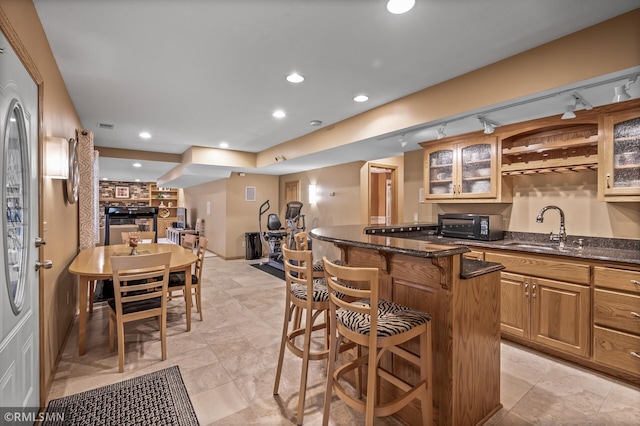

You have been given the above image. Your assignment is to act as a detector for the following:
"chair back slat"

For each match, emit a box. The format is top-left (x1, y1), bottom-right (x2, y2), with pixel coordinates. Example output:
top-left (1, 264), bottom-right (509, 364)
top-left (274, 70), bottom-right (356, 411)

top-left (283, 246), bottom-right (314, 292)
top-left (293, 231), bottom-right (309, 251)
top-left (111, 252), bottom-right (171, 316)
top-left (182, 234), bottom-right (197, 250)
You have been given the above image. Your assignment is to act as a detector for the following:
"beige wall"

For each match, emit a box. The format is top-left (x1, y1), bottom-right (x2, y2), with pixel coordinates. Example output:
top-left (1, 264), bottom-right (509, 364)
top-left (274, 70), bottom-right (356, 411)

top-left (184, 173), bottom-right (280, 259)
top-left (1, 0), bottom-right (82, 403)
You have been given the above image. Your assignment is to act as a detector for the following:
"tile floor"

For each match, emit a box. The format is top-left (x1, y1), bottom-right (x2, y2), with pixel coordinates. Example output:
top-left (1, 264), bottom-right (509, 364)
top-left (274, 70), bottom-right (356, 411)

top-left (47, 254), bottom-right (640, 425)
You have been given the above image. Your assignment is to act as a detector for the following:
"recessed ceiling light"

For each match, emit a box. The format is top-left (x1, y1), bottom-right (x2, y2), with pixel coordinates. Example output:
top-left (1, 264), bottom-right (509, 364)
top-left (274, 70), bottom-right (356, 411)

top-left (387, 0), bottom-right (415, 14)
top-left (135, 179), bottom-right (140, 182)
top-left (139, 131), bottom-right (151, 139)
top-left (286, 72), bottom-right (304, 83)
top-left (273, 110), bottom-right (286, 118)
top-left (102, 177), bottom-right (108, 181)
top-left (353, 95), bottom-right (369, 103)
top-left (219, 142), bottom-right (229, 148)
top-left (309, 120), bottom-right (322, 127)
top-left (133, 162), bottom-right (142, 168)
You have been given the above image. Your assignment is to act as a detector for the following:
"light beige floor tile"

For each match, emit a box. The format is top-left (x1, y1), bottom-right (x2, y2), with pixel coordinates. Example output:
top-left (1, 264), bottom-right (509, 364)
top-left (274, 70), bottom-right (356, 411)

top-left (45, 256), bottom-right (640, 425)
top-left (190, 382), bottom-right (249, 425)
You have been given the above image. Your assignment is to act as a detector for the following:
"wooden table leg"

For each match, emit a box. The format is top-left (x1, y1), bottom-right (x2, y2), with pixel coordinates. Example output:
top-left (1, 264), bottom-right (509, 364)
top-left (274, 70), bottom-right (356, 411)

top-left (185, 266), bottom-right (191, 332)
top-left (78, 276), bottom-right (88, 356)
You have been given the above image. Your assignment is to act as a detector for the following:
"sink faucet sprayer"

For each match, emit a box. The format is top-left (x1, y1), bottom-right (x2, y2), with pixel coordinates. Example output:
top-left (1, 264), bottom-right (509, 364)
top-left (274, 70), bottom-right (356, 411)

top-left (536, 205), bottom-right (567, 248)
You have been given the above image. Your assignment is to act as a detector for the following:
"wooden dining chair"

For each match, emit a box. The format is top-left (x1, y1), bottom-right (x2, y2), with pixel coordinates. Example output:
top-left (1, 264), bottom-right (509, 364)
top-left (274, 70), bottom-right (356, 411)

top-left (181, 233), bottom-right (198, 251)
top-left (108, 251), bottom-right (171, 372)
top-left (168, 237), bottom-right (208, 321)
top-left (321, 257), bottom-right (433, 426)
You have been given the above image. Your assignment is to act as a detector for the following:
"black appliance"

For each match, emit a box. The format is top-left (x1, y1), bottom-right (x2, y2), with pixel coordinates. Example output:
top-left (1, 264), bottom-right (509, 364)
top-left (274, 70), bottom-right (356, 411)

top-left (104, 206), bottom-right (158, 245)
top-left (438, 213), bottom-right (503, 241)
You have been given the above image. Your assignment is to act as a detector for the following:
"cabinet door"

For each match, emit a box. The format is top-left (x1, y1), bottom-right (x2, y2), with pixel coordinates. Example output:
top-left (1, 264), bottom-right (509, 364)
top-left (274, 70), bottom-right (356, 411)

top-left (601, 109), bottom-right (640, 197)
top-left (424, 146), bottom-right (455, 198)
top-left (500, 272), bottom-right (529, 339)
top-left (457, 137), bottom-right (497, 199)
top-left (530, 277), bottom-right (590, 358)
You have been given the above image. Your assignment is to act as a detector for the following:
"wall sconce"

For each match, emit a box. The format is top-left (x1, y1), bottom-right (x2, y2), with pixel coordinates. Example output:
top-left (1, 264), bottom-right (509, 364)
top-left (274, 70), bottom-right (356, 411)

top-left (45, 136), bottom-right (68, 179)
top-left (308, 184), bottom-right (317, 204)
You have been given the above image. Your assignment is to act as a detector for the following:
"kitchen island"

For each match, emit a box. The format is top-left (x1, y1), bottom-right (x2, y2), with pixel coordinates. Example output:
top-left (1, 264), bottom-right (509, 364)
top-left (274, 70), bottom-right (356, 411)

top-left (311, 225), bottom-right (504, 426)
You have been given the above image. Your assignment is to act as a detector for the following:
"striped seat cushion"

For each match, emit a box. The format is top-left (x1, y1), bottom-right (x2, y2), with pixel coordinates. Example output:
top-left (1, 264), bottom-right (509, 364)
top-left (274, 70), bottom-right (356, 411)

top-left (290, 278), bottom-right (330, 302)
top-left (337, 299), bottom-right (431, 337)
top-left (313, 259), bottom-right (344, 272)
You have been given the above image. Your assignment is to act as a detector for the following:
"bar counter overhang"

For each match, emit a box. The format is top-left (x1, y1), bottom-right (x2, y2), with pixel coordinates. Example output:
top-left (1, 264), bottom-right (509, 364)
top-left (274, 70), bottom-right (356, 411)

top-left (311, 225), bottom-right (505, 426)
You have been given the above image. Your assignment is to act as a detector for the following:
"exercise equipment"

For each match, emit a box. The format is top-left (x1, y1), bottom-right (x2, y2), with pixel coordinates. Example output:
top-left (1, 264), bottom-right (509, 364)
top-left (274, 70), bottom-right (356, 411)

top-left (258, 200), bottom-right (306, 270)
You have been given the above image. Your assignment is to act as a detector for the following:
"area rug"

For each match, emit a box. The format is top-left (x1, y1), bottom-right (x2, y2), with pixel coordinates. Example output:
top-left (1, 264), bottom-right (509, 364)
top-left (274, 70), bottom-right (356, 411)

top-left (43, 366), bottom-right (198, 426)
top-left (251, 262), bottom-right (285, 280)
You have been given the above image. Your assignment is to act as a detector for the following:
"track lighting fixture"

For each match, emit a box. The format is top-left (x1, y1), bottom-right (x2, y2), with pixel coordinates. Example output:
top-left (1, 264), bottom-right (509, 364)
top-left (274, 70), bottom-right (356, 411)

top-left (612, 75), bottom-right (637, 103)
top-left (274, 155), bottom-right (286, 162)
top-left (561, 104), bottom-right (576, 120)
top-left (399, 134), bottom-right (408, 148)
top-left (478, 116), bottom-right (500, 134)
top-left (436, 125), bottom-right (447, 140)
top-left (561, 92), bottom-right (592, 119)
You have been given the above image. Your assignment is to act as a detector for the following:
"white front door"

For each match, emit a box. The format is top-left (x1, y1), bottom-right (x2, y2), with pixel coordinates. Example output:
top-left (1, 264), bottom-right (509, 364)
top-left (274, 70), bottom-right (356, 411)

top-left (0, 31), bottom-right (41, 412)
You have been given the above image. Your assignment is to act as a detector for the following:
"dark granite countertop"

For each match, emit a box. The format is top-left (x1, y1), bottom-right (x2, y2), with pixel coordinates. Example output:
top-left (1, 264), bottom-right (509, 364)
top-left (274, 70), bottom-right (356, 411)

top-left (310, 225), bottom-right (505, 279)
top-left (311, 225), bottom-right (469, 259)
top-left (403, 232), bottom-right (640, 265)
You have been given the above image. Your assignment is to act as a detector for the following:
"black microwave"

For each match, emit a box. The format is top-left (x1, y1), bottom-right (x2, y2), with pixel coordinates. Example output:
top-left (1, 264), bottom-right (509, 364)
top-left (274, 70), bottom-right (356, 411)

top-left (438, 214), bottom-right (504, 241)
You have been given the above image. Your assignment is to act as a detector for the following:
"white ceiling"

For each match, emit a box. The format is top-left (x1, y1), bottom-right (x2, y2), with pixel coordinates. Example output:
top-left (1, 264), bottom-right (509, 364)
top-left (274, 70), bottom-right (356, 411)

top-left (33, 0), bottom-right (640, 186)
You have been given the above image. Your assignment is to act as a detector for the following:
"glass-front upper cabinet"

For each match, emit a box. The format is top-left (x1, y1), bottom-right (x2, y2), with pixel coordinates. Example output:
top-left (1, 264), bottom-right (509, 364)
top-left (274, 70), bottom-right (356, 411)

top-left (600, 109), bottom-right (640, 200)
top-left (424, 136), bottom-right (499, 200)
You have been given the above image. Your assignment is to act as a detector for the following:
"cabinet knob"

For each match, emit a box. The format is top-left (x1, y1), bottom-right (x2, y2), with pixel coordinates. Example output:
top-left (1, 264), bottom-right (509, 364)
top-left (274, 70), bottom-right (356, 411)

top-left (606, 173), bottom-right (611, 189)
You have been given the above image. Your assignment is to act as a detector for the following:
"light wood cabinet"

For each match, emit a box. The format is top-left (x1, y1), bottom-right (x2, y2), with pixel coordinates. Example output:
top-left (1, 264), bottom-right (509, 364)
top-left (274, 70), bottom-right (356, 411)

top-left (486, 251), bottom-right (591, 358)
top-left (496, 270), bottom-right (590, 357)
top-left (599, 108), bottom-right (640, 201)
top-left (422, 136), bottom-right (512, 202)
top-left (593, 265), bottom-right (640, 377)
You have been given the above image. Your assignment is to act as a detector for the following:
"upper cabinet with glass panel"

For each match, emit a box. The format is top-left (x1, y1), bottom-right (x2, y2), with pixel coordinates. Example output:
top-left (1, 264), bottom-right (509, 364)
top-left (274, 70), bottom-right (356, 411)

top-left (422, 136), bottom-right (512, 203)
top-left (599, 108), bottom-right (640, 201)
top-left (3, 101), bottom-right (30, 314)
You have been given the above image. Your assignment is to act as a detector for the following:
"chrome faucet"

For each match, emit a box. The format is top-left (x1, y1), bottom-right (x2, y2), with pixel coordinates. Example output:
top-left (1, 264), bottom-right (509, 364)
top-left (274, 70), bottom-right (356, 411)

top-left (536, 205), bottom-right (567, 248)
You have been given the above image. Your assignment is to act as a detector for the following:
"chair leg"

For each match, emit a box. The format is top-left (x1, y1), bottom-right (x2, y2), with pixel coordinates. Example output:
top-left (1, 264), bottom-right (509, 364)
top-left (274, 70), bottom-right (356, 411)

top-left (365, 346), bottom-right (377, 426)
top-left (273, 293), bottom-right (291, 395)
top-left (322, 310), bottom-right (338, 426)
top-left (117, 319), bottom-right (125, 373)
top-left (108, 311), bottom-right (115, 352)
top-left (195, 287), bottom-right (203, 321)
top-left (296, 305), bottom-right (314, 425)
top-left (89, 281), bottom-right (95, 313)
top-left (160, 311), bottom-right (167, 361)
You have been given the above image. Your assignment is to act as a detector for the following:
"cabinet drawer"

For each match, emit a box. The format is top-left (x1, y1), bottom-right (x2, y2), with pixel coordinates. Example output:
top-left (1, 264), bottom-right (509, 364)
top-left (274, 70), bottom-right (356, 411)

top-left (594, 266), bottom-right (640, 294)
top-left (485, 252), bottom-right (590, 284)
top-left (463, 250), bottom-right (484, 261)
top-left (594, 326), bottom-right (640, 376)
top-left (594, 289), bottom-right (640, 335)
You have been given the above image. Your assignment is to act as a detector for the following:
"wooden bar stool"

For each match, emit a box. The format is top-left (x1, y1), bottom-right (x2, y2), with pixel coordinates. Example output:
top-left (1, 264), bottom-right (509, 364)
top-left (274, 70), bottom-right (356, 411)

top-left (273, 246), bottom-right (353, 425)
top-left (322, 257), bottom-right (433, 426)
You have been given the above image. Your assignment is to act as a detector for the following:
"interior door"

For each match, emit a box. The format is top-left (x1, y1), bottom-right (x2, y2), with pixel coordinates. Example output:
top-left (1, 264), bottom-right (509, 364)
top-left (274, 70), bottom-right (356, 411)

top-left (0, 32), bottom-right (41, 410)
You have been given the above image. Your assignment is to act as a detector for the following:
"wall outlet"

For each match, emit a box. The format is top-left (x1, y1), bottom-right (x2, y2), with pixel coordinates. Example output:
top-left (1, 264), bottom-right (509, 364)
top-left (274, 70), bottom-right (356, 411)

top-left (242, 241), bottom-right (246, 247)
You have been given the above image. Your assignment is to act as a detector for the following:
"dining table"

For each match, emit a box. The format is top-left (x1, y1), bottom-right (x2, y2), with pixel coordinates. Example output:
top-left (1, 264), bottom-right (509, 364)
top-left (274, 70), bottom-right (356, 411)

top-left (68, 243), bottom-right (198, 356)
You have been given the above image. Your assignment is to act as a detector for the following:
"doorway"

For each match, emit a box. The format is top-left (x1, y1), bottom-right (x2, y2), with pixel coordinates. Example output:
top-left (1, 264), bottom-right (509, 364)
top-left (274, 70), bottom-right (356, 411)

top-left (368, 164), bottom-right (397, 225)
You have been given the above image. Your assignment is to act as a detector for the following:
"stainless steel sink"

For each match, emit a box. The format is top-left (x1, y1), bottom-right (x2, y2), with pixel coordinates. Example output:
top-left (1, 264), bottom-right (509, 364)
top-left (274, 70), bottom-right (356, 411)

top-left (501, 241), bottom-right (581, 252)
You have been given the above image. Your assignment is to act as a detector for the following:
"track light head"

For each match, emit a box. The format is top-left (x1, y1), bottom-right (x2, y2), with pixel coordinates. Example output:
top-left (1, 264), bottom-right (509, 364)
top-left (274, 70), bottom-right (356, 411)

top-left (561, 104), bottom-right (576, 120)
top-left (478, 116), bottom-right (499, 134)
top-left (612, 84), bottom-right (631, 103)
top-left (436, 125), bottom-right (447, 140)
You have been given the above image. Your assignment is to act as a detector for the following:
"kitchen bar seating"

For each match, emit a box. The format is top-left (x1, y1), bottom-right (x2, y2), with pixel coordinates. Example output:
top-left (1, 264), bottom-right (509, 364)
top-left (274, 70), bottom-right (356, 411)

top-left (274, 246), bottom-right (354, 425)
top-left (322, 257), bottom-right (433, 426)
